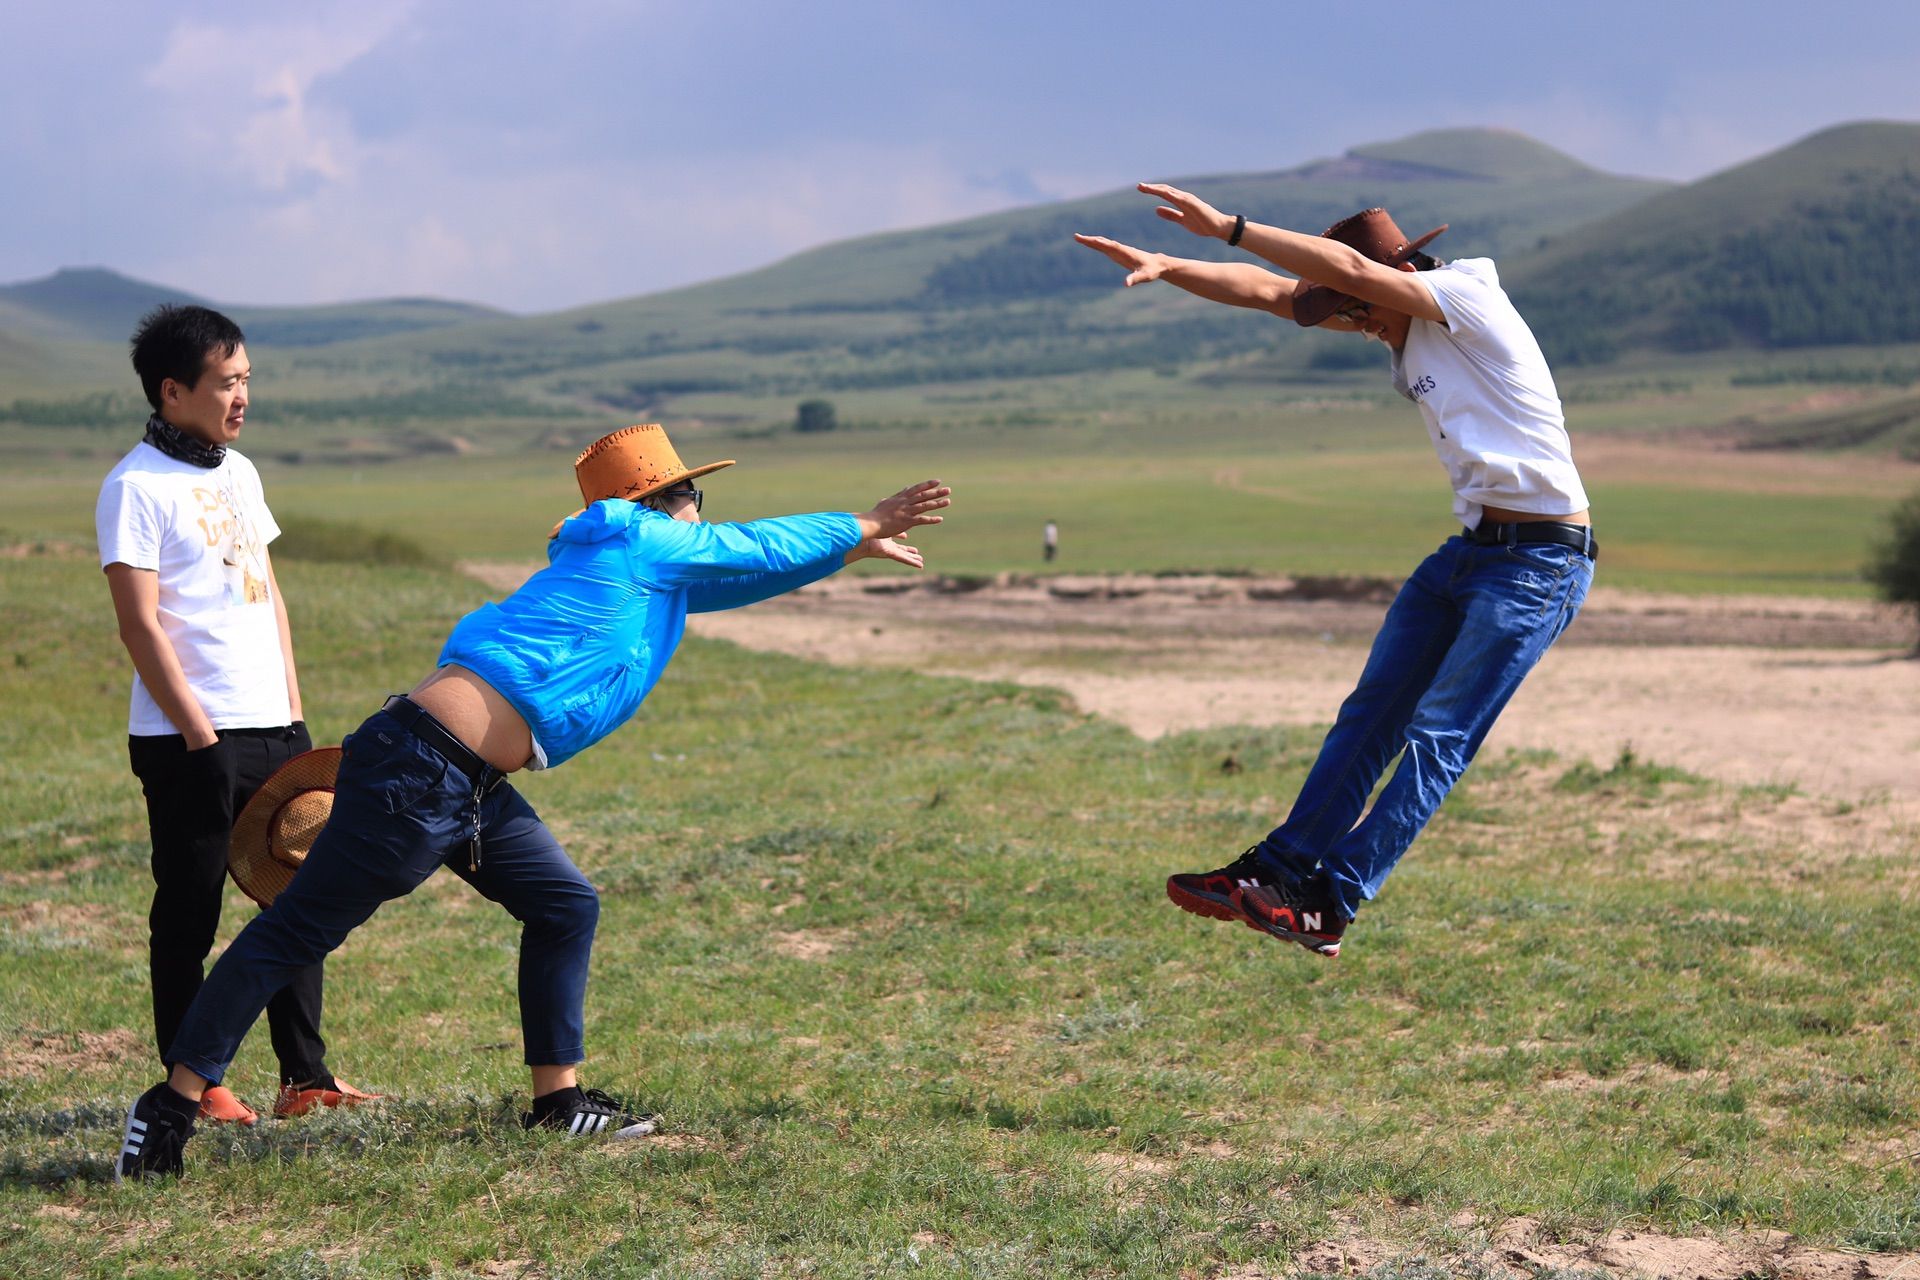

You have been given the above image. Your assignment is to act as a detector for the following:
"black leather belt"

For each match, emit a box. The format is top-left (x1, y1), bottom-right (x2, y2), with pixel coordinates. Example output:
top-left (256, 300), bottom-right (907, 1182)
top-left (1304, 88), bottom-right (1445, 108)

top-left (1464, 520), bottom-right (1597, 559)
top-left (381, 695), bottom-right (507, 793)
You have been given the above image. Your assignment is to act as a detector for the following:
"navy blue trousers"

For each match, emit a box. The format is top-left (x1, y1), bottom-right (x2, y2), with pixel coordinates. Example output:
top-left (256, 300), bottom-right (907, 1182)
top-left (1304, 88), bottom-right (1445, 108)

top-left (166, 707), bottom-right (600, 1085)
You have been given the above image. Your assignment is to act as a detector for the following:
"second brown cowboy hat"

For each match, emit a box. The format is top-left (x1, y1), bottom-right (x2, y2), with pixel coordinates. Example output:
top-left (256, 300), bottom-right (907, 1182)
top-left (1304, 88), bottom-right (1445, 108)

top-left (1291, 207), bottom-right (1449, 328)
top-left (229, 747), bottom-right (341, 908)
top-left (552, 424), bottom-right (736, 533)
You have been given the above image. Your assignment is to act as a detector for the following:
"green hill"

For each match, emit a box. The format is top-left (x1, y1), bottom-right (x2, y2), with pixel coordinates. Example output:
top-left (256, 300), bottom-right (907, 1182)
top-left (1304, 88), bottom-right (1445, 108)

top-left (1506, 121), bottom-right (1920, 362)
top-left (229, 297), bottom-right (510, 348)
top-left (0, 268), bottom-right (203, 344)
top-left (0, 267), bottom-right (506, 348)
top-left (1349, 127), bottom-right (1605, 182)
top-left (298, 128), bottom-right (1666, 411)
top-left (0, 318), bottom-right (134, 401)
top-left (10, 122), bottom-right (1918, 440)
top-left (1732, 388), bottom-right (1920, 460)
top-left (0, 327), bottom-right (54, 384)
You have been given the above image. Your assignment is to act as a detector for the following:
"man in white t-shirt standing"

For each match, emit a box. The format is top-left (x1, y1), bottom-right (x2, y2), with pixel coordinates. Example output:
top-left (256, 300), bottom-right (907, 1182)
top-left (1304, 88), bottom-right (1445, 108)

top-left (97, 305), bottom-right (370, 1122)
top-left (1077, 185), bottom-right (1595, 958)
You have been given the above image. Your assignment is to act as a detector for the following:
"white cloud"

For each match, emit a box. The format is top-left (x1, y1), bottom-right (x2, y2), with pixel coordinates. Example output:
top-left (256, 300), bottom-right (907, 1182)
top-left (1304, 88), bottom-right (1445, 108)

top-left (153, 134), bottom-right (1063, 311)
top-left (125, 3), bottom-right (1069, 310)
top-left (141, 4), bottom-right (411, 195)
top-left (9, 0), bottom-right (1913, 309)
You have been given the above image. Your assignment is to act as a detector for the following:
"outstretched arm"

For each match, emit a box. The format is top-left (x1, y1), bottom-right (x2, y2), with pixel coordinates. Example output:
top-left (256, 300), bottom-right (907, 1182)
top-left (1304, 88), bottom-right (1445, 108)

top-left (685, 480), bottom-right (951, 612)
top-left (1073, 234), bottom-right (1340, 323)
top-left (1131, 181), bottom-right (1443, 324)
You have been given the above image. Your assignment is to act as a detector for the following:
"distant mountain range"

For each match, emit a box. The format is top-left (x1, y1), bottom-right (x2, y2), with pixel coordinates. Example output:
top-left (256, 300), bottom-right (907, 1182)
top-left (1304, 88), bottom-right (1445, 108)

top-left (0, 268), bottom-right (505, 349)
top-left (277, 125), bottom-right (1675, 406)
top-left (2, 121), bottom-right (1916, 417)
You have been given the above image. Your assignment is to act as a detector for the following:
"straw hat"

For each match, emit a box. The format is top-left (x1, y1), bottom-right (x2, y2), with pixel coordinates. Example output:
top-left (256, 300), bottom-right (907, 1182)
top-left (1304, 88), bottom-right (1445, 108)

top-left (1290, 207), bottom-right (1449, 328)
top-left (228, 748), bottom-right (340, 908)
top-left (556, 424), bottom-right (735, 527)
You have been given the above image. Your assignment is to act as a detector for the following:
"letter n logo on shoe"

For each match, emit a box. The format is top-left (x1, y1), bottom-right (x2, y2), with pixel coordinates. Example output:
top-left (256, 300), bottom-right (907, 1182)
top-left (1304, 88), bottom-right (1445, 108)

top-left (1302, 912), bottom-right (1322, 933)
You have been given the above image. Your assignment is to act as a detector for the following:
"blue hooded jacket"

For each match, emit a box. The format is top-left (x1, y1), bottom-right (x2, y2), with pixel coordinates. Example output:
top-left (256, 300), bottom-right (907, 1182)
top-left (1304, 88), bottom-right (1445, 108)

top-left (439, 500), bottom-right (861, 768)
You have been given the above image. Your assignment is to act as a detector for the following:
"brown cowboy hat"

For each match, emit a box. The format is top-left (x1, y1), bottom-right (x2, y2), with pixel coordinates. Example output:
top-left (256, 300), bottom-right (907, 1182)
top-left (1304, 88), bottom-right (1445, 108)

top-left (1291, 207), bottom-right (1449, 328)
top-left (552, 424), bottom-right (735, 534)
top-left (228, 747), bottom-right (340, 908)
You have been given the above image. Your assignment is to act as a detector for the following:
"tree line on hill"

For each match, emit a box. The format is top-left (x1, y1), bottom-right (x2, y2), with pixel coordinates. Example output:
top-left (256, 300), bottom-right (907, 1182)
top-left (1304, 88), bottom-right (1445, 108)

top-left (1513, 169), bottom-right (1920, 365)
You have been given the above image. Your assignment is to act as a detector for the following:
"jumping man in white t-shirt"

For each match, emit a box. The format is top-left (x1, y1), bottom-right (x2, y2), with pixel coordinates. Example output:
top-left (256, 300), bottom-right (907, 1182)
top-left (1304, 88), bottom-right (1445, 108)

top-left (97, 305), bottom-right (374, 1120)
top-left (1077, 185), bottom-right (1595, 958)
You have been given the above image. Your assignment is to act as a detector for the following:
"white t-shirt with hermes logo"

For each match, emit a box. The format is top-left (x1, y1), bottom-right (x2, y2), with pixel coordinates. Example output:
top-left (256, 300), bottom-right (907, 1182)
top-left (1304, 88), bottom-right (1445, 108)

top-left (96, 441), bottom-right (291, 735)
top-left (1388, 257), bottom-right (1589, 530)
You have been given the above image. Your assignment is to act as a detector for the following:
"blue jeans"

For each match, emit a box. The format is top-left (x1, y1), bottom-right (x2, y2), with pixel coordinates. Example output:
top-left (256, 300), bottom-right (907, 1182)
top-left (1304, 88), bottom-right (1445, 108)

top-left (1259, 536), bottom-right (1593, 920)
top-left (166, 707), bottom-right (600, 1086)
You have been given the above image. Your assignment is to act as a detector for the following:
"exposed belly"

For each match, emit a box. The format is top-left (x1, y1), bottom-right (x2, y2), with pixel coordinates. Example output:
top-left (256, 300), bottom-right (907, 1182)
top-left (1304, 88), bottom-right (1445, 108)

top-left (407, 664), bottom-right (536, 772)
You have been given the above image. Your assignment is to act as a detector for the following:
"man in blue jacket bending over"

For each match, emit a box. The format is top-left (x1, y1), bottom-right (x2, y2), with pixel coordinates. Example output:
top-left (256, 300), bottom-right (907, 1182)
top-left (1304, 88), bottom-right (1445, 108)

top-left (117, 424), bottom-right (951, 1178)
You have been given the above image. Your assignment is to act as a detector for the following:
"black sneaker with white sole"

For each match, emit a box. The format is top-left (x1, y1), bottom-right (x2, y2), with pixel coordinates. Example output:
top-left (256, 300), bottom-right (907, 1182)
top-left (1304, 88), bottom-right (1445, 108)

top-left (116, 1083), bottom-right (197, 1182)
top-left (523, 1086), bottom-right (656, 1139)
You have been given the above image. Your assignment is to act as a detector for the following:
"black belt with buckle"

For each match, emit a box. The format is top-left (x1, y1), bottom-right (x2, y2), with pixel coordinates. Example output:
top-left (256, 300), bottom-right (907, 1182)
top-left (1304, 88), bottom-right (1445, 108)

top-left (1464, 520), bottom-right (1597, 560)
top-left (381, 695), bottom-right (507, 794)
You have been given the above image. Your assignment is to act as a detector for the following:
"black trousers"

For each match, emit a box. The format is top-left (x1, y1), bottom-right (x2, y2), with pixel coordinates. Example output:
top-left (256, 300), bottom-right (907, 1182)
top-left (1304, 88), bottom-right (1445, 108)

top-left (129, 724), bottom-right (329, 1084)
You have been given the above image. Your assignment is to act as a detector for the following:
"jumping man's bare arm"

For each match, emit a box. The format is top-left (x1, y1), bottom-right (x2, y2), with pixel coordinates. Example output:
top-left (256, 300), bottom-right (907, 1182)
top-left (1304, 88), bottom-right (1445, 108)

top-left (1071, 235), bottom-right (1361, 328)
top-left (1132, 181), bottom-right (1444, 324)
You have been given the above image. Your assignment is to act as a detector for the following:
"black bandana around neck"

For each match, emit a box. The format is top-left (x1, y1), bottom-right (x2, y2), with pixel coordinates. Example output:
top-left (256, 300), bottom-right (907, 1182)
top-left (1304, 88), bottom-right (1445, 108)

top-left (143, 413), bottom-right (227, 469)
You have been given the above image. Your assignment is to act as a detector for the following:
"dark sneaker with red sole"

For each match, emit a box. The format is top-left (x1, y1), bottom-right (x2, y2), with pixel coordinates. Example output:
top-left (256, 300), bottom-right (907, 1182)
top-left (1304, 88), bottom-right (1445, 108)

top-left (1167, 846), bottom-right (1286, 924)
top-left (1233, 878), bottom-right (1347, 957)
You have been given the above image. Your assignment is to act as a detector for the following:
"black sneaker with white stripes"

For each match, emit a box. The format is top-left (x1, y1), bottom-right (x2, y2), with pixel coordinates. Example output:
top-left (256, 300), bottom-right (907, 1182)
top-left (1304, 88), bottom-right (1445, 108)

top-left (116, 1082), bottom-right (198, 1182)
top-left (523, 1086), bottom-right (656, 1139)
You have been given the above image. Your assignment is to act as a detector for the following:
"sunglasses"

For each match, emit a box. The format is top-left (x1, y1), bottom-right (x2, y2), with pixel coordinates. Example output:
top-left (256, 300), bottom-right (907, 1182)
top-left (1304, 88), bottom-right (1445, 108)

top-left (657, 485), bottom-right (703, 512)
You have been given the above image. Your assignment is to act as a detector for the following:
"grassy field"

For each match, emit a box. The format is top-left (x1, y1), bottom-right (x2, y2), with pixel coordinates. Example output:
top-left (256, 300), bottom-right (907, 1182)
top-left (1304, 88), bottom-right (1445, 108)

top-left (3, 552), bottom-right (1918, 1278)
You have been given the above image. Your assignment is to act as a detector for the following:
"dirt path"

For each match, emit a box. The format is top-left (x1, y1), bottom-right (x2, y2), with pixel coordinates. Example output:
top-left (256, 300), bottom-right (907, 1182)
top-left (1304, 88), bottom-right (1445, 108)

top-left (463, 564), bottom-right (1919, 810)
top-left (691, 574), bottom-right (1918, 807)
top-left (1271, 1216), bottom-right (1920, 1280)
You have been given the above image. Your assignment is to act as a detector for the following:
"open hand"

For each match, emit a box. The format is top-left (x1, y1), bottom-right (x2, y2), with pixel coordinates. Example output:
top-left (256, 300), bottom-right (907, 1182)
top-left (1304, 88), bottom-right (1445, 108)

top-left (1072, 234), bottom-right (1170, 287)
top-left (1137, 181), bottom-right (1231, 239)
top-left (848, 534), bottom-right (927, 569)
top-left (858, 480), bottom-right (950, 542)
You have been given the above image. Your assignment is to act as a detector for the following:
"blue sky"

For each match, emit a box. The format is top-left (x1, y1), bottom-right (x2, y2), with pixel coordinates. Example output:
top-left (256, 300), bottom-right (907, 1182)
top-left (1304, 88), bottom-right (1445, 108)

top-left (3, 0), bottom-right (1914, 313)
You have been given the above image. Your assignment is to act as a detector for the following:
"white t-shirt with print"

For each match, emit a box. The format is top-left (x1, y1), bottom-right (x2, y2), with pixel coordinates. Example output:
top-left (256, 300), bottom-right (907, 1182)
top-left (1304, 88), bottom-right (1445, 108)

top-left (96, 441), bottom-right (292, 735)
top-left (1389, 257), bottom-right (1589, 529)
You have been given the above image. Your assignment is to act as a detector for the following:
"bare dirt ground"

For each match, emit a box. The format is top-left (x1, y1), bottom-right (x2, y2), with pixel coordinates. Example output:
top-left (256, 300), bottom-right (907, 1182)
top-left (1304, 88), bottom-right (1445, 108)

top-left (462, 560), bottom-right (1919, 823)
top-left (462, 562), bottom-right (1919, 813)
top-left (649, 571), bottom-right (1920, 809)
top-left (1253, 1215), bottom-right (1920, 1280)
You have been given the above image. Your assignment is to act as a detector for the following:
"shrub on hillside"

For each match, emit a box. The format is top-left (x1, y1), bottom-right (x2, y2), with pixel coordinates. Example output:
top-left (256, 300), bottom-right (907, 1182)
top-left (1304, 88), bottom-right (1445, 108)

top-left (795, 399), bottom-right (838, 433)
top-left (1865, 489), bottom-right (1920, 654)
top-left (273, 516), bottom-right (441, 567)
